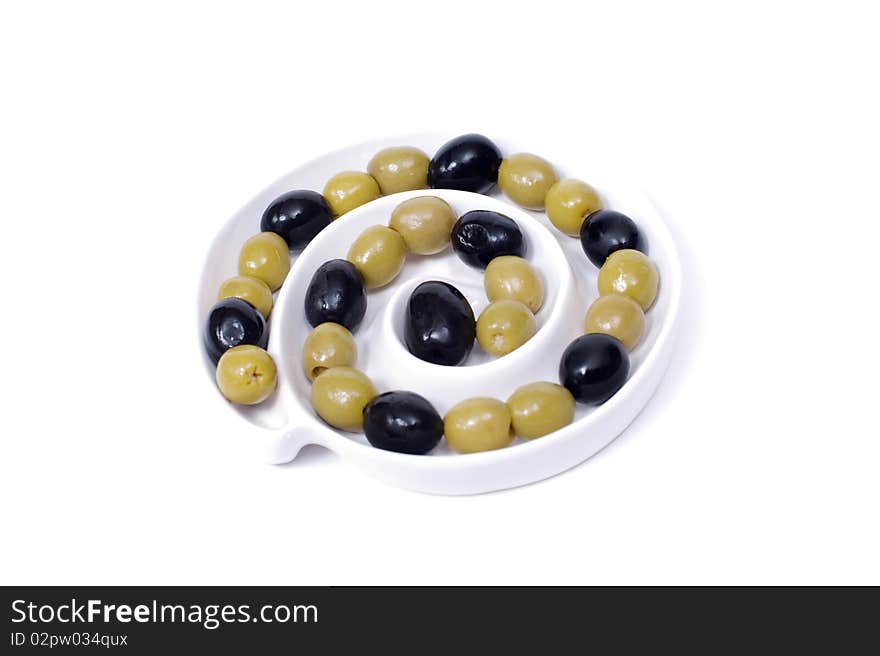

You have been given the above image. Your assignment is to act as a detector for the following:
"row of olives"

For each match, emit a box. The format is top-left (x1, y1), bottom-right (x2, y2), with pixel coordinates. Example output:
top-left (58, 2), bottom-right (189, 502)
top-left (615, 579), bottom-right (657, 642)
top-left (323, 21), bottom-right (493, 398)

top-left (478, 256), bottom-right (542, 357)
top-left (446, 210), bottom-right (540, 359)
top-left (308, 361), bottom-right (576, 455)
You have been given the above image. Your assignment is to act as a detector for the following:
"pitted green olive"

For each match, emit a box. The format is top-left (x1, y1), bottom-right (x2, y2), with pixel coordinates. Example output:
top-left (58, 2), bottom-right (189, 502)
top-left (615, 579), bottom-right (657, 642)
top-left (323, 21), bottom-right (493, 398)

top-left (484, 256), bottom-right (544, 313)
top-left (545, 178), bottom-right (603, 236)
top-left (218, 275), bottom-right (274, 318)
top-left (584, 294), bottom-right (645, 350)
top-left (476, 299), bottom-right (537, 356)
top-left (302, 322), bottom-right (357, 381)
top-left (444, 397), bottom-right (513, 454)
top-left (367, 146), bottom-right (430, 195)
top-left (507, 382), bottom-right (575, 439)
top-left (597, 249), bottom-right (659, 310)
top-left (238, 232), bottom-right (290, 291)
top-left (498, 153), bottom-right (558, 210)
top-left (323, 171), bottom-right (381, 216)
top-left (311, 366), bottom-right (377, 432)
top-left (388, 196), bottom-right (456, 255)
top-left (216, 345), bottom-right (277, 405)
top-left (347, 225), bottom-right (407, 288)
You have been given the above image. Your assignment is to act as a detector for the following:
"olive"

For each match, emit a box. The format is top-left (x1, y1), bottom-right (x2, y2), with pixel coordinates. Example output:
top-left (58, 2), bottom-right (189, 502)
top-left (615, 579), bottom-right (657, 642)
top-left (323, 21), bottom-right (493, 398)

top-left (204, 297), bottom-right (268, 365)
top-left (498, 153), bottom-right (558, 210)
top-left (388, 196), bottom-right (456, 255)
top-left (580, 209), bottom-right (647, 267)
top-left (216, 345), bottom-right (277, 405)
top-left (367, 146), bottom-right (430, 195)
top-left (405, 281), bottom-right (475, 366)
top-left (597, 249), bottom-right (659, 310)
top-left (507, 382), bottom-right (575, 439)
top-left (444, 397), bottom-right (513, 454)
top-left (238, 232), bottom-right (290, 291)
top-left (427, 133), bottom-right (502, 193)
top-left (584, 294), bottom-right (645, 351)
top-left (451, 210), bottom-right (524, 269)
top-left (218, 275), bottom-right (274, 319)
top-left (347, 225), bottom-right (407, 289)
top-left (302, 322), bottom-right (357, 382)
top-left (260, 190), bottom-right (333, 250)
top-left (310, 366), bottom-right (377, 432)
top-left (476, 300), bottom-right (537, 356)
top-left (483, 255), bottom-right (544, 313)
top-left (323, 171), bottom-right (381, 217)
top-left (559, 333), bottom-right (629, 405)
top-left (546, 179), bottom-right (603, 236)
top-left (363, 391), bottom-right (443, 455)
top-left (304, 259), bottom-right (367, 331)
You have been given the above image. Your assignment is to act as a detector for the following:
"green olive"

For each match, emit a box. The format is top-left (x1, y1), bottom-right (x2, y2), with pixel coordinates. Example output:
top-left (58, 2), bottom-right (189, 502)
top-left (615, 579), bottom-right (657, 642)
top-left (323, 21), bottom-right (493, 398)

top-left (310, 366), bottom-right (377, 432)
top-left (388, 196), bottom-right (456, 255)
top-left (545, 178), bottom-right (603, 236)
top-left (238, 232), bottom-right (290, 291)
top-left (216, 345), bottom-right (277, 405)
top-left (507, 382), bottom-right (575, 439)
top-left (584, 294), bottom-right (645, 350)
top-left (218, 275), bottom-right (274, 318)
top-left (323, 171), bottom-right (381, 217)
top-left (347, 225), bottom-right (407, 289)
top-left (476, 299), bottom-right (537, 356)
top-left (497, 152), bottom-right (558, 210)
top-left (302, 322), bottom-right (357, 382)
top-left (367, 146), bottom-right (430, 195)
top-left (597, 249), bottom-right (659, 310)
top-left (444, 397), bottom-right (514, 454)
top-left (484, 255), bottom-right (544, 313)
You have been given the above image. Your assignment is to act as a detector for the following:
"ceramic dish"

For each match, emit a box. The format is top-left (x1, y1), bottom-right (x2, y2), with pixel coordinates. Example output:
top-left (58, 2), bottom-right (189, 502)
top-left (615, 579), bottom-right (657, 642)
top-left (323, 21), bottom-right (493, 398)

top-left (197, 133), bottom-right (681, 494)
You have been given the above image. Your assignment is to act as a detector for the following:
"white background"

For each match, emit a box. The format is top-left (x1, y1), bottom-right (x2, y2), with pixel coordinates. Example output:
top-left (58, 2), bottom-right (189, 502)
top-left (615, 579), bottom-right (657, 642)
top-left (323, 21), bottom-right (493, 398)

top-left (1, 0), bottom-right (878, 585)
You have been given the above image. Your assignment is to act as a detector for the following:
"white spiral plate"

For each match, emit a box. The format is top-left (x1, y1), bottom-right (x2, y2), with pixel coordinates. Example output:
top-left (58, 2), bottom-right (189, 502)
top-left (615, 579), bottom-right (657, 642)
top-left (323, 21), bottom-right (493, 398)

top-left (197, 133), bottom-right (682, 494)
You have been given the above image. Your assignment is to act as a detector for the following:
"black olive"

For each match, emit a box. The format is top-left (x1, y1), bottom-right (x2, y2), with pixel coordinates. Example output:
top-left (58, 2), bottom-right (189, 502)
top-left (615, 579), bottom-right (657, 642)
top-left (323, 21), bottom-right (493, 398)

top-left (405, 281), bottom-right (475, 366)
top-left (204, 297), bottom-right (268, 365)
top-left (363, 391), bottom-right (444, 455)
top-left (579, 209), bottom-right (647, 268)
top-left (304, 259), bottom-right (367, 331)
top-left (427, 134), bottom-right (502, 194)
top-left (261, 190), bottom-right (333, 250)
top-left (559, 333), bottom-right (629, 405)
top-left (451, 210), bottom-right (525, 269)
